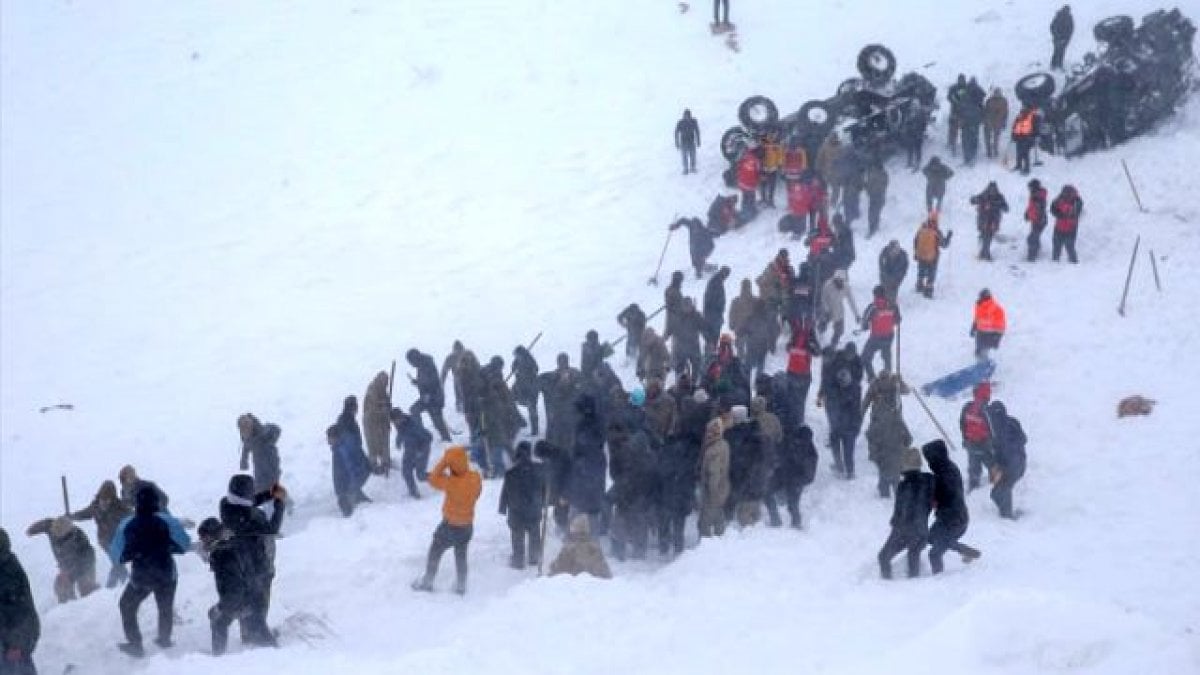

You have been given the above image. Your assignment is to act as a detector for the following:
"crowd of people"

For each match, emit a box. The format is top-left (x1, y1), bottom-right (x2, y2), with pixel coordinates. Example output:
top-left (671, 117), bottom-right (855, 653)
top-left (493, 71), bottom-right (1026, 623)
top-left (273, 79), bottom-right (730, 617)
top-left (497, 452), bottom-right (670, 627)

top-left (1, 9), bottom-right (1087, 672)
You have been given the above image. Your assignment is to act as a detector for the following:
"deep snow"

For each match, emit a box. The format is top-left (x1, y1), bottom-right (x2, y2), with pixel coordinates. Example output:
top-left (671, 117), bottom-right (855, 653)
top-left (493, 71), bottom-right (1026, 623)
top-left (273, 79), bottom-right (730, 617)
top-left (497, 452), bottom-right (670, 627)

top-left (2, 1), bottom-right (1199, 673)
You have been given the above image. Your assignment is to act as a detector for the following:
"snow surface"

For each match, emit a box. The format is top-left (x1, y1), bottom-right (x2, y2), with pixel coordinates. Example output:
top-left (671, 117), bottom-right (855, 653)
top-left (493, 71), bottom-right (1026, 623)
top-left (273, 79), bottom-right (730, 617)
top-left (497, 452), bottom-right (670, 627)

top-left (2, 0), bottom-right (1199, 672)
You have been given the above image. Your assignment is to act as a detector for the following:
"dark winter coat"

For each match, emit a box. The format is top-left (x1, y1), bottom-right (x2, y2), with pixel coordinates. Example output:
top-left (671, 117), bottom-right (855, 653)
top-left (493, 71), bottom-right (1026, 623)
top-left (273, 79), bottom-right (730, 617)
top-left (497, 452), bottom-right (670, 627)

top-left (567, 397), bottom-right (608, 513)
top-left (879, 245), bottom-right (909, 288)
top-left (988, 401), bottom-right (1028, 480)
top-left (1051, 6), bottom-right (1074, 41)
top-left (408, 350), bottom-right (446, 409)
top-left (535, 441), bottom-right (572, 504)
top-left (820, 349), bottom-right (864, 435)
top-left (607, 427), bottom-right (658, 509)
top-left (658, 438), bottom-right (700, 516)
top-left (541, 367), bottom-right (582, 452)
top-left (971, 188), bottom-right (1010, 229)
top-left (617, 304), bottom-right (647, 345)
top-left (890, 470), bottom-right (936, 536)
top-left (637, 330), bottom-right (671, 381)
top-left (481, 368), bottom-right (522, 447)
top-left (512, 347), bottom-right (540, 405)
top-left (219, 493), bottom-right (284, 582)
top-left (923, 441), bottom-right (969, 528)
top-left (922, 159), bottom-right (954, 195)
top-left (675, 115), bottom-right (700, 149)
top-left (681, 217), bottom-right (716, 268)
top-left (665, 307), bottom-right (709, 361)
top-left (726, 420), bottom-right (766, 501)
top-left (393, 413), bottom-right (433, 455)
top-left (110, 491), bottom-right (190, 588)
top-left (26, 519), bottom-right (95, 579)
top-left (0, 529), bottom-right (39, 655)
top-left (70, 481), bottom-right (131, 550)
top-left (774, 425), bottom-right (818, 490)
top-left (865, 164), bottom-right (889, 199)
top-left (240, 421), bottom-right (282, 493)
top-left (703, 270), bottom-right (729, 329)
top-left (207, 536), bottom-right (254, 612)
top-left (643, 389), bottom-right (678, 446)
top-left (119, 478), bottom-right (170, 513)
top-left (498, 457), bottom-right (545, 526)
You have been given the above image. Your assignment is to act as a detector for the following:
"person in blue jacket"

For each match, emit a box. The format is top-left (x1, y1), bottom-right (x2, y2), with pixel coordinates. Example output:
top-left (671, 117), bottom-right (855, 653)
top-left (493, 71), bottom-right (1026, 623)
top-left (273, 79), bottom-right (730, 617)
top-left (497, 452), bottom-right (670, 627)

top-left (327, 423), bottom-right (371, 516)
top-left (109, 487), bottom-right (191, 658)
top-left (391, 408), bottom-right (433, 499)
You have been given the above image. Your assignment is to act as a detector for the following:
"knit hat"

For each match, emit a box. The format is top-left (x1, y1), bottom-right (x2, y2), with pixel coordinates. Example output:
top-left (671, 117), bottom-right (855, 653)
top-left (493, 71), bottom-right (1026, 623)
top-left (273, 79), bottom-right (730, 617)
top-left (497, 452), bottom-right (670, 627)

top-left (901, 447), bottom-right (923, 472)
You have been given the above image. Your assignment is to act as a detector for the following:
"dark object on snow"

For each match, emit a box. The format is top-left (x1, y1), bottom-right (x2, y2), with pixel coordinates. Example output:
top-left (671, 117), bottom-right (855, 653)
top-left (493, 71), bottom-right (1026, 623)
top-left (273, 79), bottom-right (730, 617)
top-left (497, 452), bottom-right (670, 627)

top-left (1017, 9), bottom-right (1196, 157)
top-left (722, 45), bottom-right (937, 165)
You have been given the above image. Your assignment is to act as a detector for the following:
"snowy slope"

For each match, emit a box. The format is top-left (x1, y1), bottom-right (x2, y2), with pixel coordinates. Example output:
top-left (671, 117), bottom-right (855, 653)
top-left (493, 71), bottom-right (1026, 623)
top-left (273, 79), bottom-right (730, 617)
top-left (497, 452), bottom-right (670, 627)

top-left (2, 1), bottom-right (1199, 673)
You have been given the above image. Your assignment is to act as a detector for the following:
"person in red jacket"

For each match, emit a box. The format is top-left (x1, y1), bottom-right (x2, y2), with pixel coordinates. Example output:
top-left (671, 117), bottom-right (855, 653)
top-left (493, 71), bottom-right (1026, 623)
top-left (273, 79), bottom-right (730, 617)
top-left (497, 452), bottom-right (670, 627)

top-left (785, 323), bottom-right (822, 425)
top-left (736, 146), bottom-right (761, 223)
top-left (1024, 179), bottom-right (1049, 262)
top-left (958, 381), bottom-right (995, 491)
top-left (970, 288), bottom-right (1006, 359)
top-left (1050, 184), bottom-right (1083, 263)
top-left (859, 285), bottom-right (901, 382)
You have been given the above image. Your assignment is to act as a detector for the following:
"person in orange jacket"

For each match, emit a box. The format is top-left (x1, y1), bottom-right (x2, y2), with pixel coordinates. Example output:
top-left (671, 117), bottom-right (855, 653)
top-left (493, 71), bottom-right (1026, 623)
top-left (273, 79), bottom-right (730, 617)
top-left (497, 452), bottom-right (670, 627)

top-left (412, 447), bottom-right (482, 594)
top-left (970, 289), bottom-right (1006, 360)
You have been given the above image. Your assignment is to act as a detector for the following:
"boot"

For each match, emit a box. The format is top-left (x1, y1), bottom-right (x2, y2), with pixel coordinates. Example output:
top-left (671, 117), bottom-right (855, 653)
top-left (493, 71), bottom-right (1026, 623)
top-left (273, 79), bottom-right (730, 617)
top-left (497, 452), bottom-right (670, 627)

top-left (118, 642), bottom-right (145, 658)
top-left (959, 546), bottom-right (982, 563)
top-left (411, 577), bottom-right (433, 592)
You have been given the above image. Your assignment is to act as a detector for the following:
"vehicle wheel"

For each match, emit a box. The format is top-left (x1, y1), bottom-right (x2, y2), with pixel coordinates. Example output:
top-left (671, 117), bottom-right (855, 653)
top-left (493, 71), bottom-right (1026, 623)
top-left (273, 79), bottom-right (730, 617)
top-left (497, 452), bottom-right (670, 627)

top-left (1094, 15), bottom-right (1134, 45)
top-left (720, 126), bottom-right (750, 162)
top-left (797, 100), bottom-right (835, 129)
top-left (738, 96), bottom-right (779, 132)
top-left (857, 44), bottom-right (896, 85)
top-left (1015, 72), bottom-right (1056, 106)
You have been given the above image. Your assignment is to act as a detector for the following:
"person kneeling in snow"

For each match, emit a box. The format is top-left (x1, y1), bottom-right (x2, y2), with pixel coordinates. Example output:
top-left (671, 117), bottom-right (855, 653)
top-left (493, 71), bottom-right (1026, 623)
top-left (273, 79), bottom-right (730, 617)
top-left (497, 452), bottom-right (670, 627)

top-left (549, 515), bottom-right (612, 579)
top-left (413, 447), bottom-right (482, 595)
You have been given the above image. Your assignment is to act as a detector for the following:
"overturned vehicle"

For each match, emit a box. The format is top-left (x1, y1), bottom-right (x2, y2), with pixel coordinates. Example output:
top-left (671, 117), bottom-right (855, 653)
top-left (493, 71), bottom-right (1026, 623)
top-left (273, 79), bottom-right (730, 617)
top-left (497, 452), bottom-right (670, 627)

top-left (1015, 8), bottom-right (1196, 157)
top-left (720, 45), bottom-right (937, 167)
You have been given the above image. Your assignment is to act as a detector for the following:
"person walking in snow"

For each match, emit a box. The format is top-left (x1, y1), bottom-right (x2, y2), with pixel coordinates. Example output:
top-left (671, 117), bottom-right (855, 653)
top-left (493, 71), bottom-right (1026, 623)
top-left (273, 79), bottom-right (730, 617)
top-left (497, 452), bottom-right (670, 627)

top-left (818, 269), bottom-right (859, 347)
top-left (197, 518), bottom-right (253, 657)
top-left (1050, 184), bottom-right (1083, 263)
top-left (986, 400), bottom-right (1027, 519)
top-left (1050, 5), bottom-right (1074, 70)
top-left (702, 266), bottom-right (731, 352)
top-left (946, 75), bottom-right (969, 155)
top-left (922, 156), bottom-right (954, 213)
top-left (69, 480), bottom-right (132, 588)
top-left (0, 528), bottom-right (40, 674)
top-left (902, 112), bottom-right (928, 170)
top-left (922, 440), bottom-right (981, 574)
top-left (817, 342), bottom-right (864, 478)
top-left (765, 422), bottom-right (817, 528)
top-left (111, 487), bottom-right (191, 657)
top-left (1024, 179), bottom-right (1049, 261)
top-left (959, 382), bottom-right (995, 492)
top-left (912, 213), bottom-right (952, 299)
top-left (412, 447), bottom-right (482, 594)
top-left (877, 447), bottom-right (935, 579)
top-left (390, 408), bottom-right (432, 499)
top-left (440, 340), bottom-right (468, 413)
top-left (970, 289), bottom-right (1006, 360)
top-left (328, 422), bottom-right (371, 516)
top-left (863, 372), bottom-right (913, 498)
top-left (864, 160), bottom-right (889, 237)
top-left (969, 181), bottom-right (1009, 261)
top-left (675, 109), bottom-right (701, 174)
top-left (498, 442), bottom-right (545, 569)
top-left (219, 474), bottom-right (285, 648)
top-left (860, 285), bottom-right (900, 382)
top-left (877, 240), bottom-right (908, 305)
top-left (983, 88), bottom-right (1009, 160)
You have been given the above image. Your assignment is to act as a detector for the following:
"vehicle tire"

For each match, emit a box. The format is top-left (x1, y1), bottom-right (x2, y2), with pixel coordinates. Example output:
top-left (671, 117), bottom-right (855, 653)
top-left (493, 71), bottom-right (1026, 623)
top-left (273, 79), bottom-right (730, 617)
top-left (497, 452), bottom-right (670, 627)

top-left (797, 100), bottom-right (835, 130)
top-left (1015, 72), bottom-right (1056, 106)
top-left (857, 44), bottom-right (896, 85)
top-left (721, 126), bottom-right (750, 162)
top-left (738, 96), bottom-right (779, 132)
top-left (1094, 15), bottom-right (1134, 45)
top-left (837, 77), bottom-right (865, 97)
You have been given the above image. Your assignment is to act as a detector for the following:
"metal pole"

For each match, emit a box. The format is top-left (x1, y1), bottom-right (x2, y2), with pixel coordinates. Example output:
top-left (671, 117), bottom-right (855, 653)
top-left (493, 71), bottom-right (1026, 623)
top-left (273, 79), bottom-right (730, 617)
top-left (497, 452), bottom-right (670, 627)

top-left (1121, 159), bottom-right (1147, 212)
top-left (1148, 249), bottom-right (1162, 292)
top-left (1117, 235), bottom-right (1141, 317)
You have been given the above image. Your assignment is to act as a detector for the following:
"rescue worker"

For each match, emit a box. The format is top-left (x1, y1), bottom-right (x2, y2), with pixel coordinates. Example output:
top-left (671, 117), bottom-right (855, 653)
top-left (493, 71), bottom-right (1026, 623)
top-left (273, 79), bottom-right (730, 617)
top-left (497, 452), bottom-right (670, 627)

top-left (0, 527), bottom-right (40, 673)
top-left (617, 303), bottom-right (647, 362)
top-left (759, 129), bottom-right (783, 208)
top-left (860, 285), bottom-right (900, 382)
top-left (863, 372), bottom-right (913, 498)
top-left (1050, 184), bottom-right (1083, 263)
top-left (959, 382), bottom-right (995, 491)
top-left (669, 217), bottom-right (716, 279)
top-left (1011, 104), bottom-right (1040, 175)
top-left (970, 289), bottom-right (1007, 360)
top-left (736, 145), bottom-right (761, 223)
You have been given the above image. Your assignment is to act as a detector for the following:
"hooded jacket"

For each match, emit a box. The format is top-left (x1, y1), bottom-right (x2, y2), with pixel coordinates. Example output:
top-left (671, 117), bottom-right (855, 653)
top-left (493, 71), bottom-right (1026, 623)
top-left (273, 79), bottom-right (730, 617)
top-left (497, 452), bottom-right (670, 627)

top-left (26, 518), bottom-right (95, 578)
top-left (70, 480), bottom-right (132, 549)
top-left (110, 488), bottom-right (190, 587)
top-left (220, 475), bottom-right (284, 580)
top-left (922, 441), bottom-right (969, 528)
top-left (429, 447), bottom-right (482, 526)
top-left (549, 516), bottom-right (612, 579)
top-left (407, 350), bottom-right (445, 408)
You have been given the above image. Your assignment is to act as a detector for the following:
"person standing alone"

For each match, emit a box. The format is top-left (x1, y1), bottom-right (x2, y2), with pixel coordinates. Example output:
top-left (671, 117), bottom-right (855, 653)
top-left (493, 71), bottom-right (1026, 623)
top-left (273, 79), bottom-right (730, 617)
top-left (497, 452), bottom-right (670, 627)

top-left (675, 110), bottom-right (701, 175)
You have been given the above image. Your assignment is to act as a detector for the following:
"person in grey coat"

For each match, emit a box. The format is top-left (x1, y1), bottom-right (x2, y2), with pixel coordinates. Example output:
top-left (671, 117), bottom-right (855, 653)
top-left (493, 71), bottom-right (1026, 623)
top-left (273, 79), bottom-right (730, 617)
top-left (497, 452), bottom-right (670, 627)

top-left (237, 414), bottom-right (281, 493)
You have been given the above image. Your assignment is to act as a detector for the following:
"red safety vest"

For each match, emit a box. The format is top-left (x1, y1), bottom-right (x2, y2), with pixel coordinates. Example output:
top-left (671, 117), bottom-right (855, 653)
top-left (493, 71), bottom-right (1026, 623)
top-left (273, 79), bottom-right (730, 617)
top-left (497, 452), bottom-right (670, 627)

top-left (963, 400), bottom-right (991, 443)
top-left (869, 301), bottom-right (896, 337)
top-left (737, 154), bottom-right (761, 192)
top-left (787, 340), bottom-right (812, 375)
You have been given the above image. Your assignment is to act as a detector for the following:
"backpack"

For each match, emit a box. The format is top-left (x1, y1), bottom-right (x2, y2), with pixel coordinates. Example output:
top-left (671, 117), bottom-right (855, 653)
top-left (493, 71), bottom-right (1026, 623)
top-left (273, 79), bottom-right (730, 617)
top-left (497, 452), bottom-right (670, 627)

top-left (915, 227), bottom-right (940, 262)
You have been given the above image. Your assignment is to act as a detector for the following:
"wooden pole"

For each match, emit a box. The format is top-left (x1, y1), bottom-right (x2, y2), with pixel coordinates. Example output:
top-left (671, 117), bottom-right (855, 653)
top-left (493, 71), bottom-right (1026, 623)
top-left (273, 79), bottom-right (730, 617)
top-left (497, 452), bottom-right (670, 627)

top-left (909, 387), bottom-right (959, 454)
top-left (611, 305), bottom-right (666, 348)
top-left (648, 228), bottom-right (675, 286)
top-left (505, 331), bottom-right (545, 384)
top-left (1117, 235), bottom-right (1141, 317)
top-left (61, 475), bottom-right (70, 514)
top-left (1148, 249), bottom-right (1162, 292)
top-left (1121, 159), bottom-right (1147, 213)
